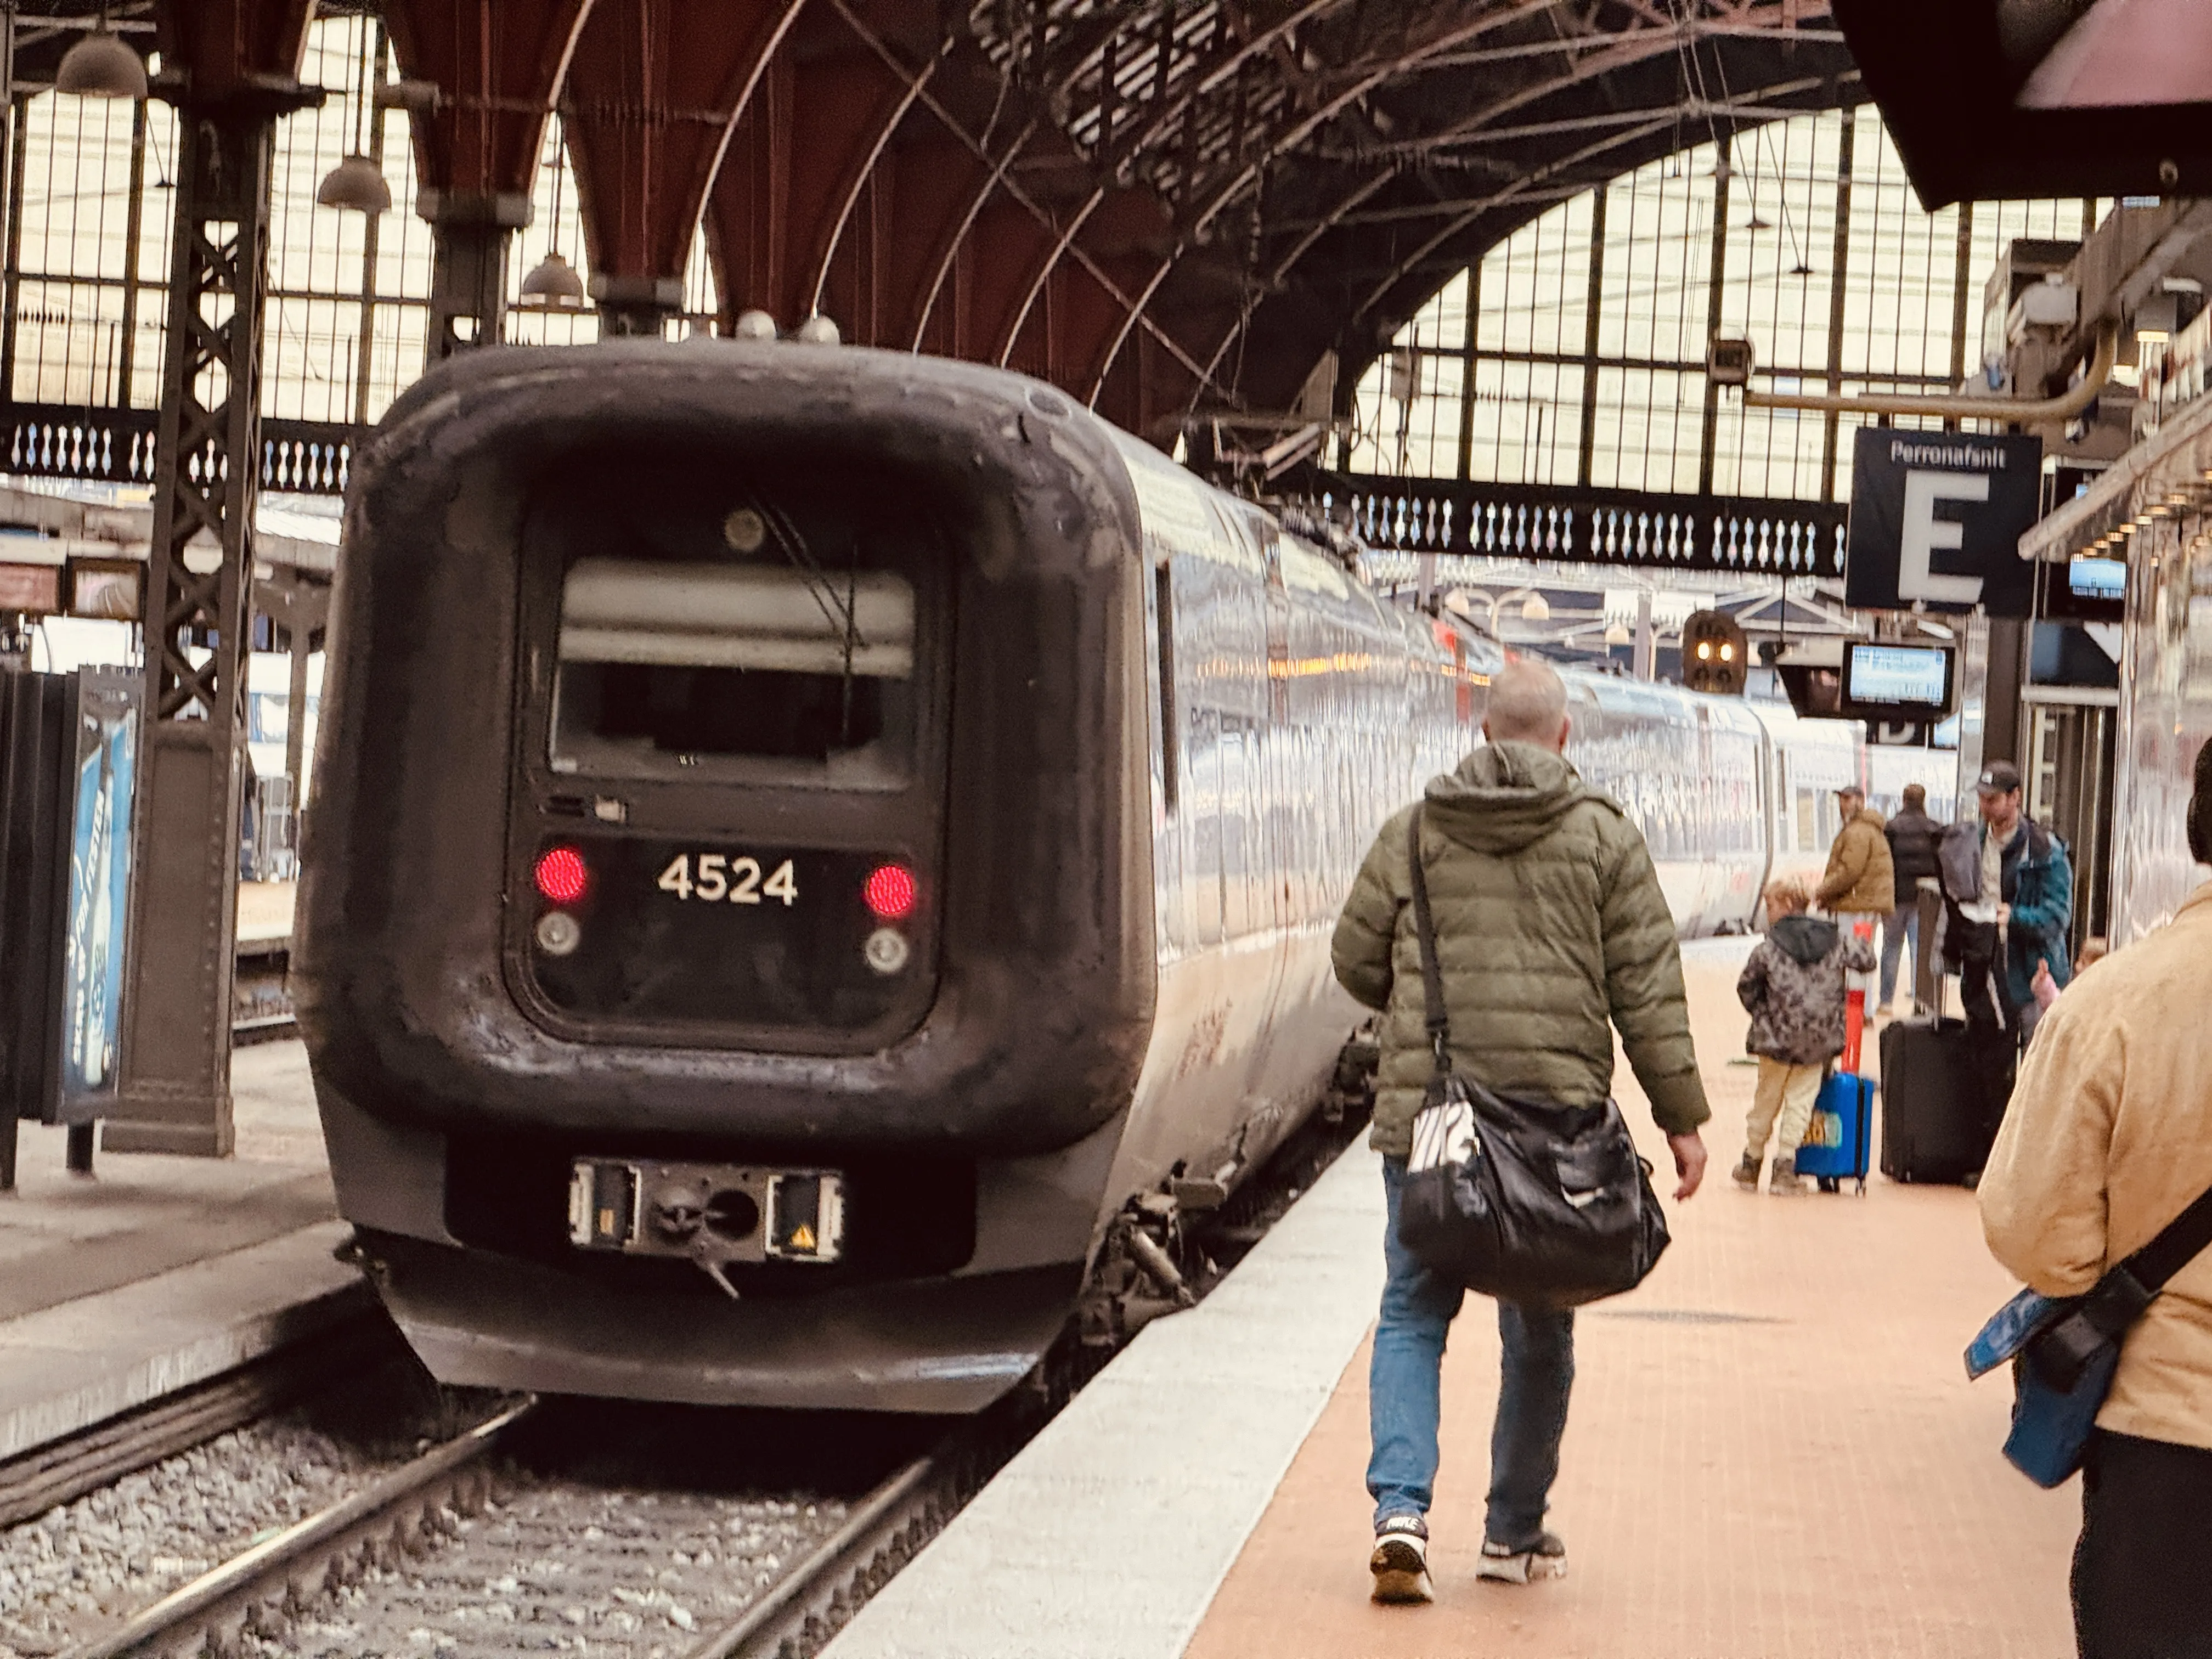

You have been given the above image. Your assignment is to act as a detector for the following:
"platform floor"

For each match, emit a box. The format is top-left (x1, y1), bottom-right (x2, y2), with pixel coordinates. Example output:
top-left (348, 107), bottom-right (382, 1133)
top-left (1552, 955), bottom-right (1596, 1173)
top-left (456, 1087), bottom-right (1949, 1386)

top-left (0, 1041), bottom-right (359, 1466)
top-left (833, 938), bottom-right (2080, 1659)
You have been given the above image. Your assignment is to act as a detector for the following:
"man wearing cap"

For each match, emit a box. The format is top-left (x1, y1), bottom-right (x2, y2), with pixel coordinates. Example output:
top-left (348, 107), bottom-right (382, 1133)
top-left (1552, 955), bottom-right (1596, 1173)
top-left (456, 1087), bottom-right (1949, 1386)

top-left (1940, 760), bottom-right (2073, 1040)
top-left (1815, 785), bottom-right (1895, 931)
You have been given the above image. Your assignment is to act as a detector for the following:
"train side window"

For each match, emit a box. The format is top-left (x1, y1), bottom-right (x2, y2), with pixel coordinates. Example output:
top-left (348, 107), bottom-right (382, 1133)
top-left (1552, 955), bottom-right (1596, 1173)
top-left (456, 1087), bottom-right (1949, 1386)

top-left (550, 559), bottom-right (917, 785)
top-left (1156, 562), bottom-right (1179, 813)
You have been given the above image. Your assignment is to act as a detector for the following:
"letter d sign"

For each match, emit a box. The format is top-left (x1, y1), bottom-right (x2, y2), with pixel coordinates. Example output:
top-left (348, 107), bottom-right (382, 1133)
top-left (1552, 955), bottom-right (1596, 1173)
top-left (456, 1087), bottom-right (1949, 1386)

top-left (1898, 471), bottom-right (1988, 605)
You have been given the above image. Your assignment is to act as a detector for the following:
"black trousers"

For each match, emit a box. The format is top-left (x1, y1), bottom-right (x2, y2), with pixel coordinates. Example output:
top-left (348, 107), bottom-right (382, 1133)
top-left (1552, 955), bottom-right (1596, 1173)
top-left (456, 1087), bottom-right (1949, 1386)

top-left (2075, 1430), bottom-right (2212, 1658)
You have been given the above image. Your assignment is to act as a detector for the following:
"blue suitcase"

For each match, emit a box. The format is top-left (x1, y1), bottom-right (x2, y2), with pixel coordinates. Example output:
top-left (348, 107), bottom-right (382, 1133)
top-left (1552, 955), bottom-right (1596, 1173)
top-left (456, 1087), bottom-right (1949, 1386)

top-left (1796, 1070), bottom-right (1874, 1194)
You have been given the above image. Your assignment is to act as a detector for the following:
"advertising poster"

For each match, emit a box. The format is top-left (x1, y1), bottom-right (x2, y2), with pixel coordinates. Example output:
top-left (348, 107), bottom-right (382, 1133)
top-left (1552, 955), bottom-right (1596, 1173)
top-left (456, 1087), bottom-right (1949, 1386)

top-left (58, 679), bottom-right (136, 1114)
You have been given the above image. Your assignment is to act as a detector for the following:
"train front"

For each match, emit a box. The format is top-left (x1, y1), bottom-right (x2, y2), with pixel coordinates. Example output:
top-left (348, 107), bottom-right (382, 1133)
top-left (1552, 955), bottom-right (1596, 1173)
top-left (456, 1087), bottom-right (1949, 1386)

top-left (295, 343), bottom-right (1158, 1413)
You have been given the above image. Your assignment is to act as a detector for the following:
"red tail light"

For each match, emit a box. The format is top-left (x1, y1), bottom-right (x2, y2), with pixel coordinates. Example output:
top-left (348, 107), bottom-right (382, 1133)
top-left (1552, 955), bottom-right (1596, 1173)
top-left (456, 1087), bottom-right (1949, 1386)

top-left (862, 862), bottom-right (917, 921)
top-left (535, 845), bottom-right (589, 906)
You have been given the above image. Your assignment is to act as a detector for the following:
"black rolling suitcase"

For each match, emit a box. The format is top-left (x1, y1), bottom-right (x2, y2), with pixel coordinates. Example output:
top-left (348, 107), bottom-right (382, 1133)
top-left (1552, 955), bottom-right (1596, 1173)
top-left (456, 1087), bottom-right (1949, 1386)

top-left (1878, 1017), bottom-right (2011, 1185)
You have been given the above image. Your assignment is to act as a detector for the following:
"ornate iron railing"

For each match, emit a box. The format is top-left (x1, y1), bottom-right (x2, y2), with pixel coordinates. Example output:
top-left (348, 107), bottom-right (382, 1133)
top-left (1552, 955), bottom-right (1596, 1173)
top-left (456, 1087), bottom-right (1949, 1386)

top-left (1287, 469), bottom-right (1849, 579)
top-left (0, 404), bottom-right (363, 497)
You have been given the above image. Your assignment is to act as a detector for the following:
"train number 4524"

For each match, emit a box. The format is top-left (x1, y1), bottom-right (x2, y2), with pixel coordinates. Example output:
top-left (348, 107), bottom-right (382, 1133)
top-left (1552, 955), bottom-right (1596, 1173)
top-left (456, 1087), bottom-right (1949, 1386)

top-left (656, 853), bottom-right (799, 906)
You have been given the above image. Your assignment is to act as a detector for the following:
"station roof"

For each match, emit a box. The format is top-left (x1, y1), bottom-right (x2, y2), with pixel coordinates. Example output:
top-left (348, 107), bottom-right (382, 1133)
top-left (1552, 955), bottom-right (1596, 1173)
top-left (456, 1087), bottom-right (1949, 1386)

top-left (131, 0), bottom-right (1860, 440)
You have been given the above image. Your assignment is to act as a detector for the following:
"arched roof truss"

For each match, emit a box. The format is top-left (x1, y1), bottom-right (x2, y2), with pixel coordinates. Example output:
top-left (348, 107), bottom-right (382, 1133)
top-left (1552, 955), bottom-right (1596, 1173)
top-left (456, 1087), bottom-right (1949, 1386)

top-left (269, 1), bottom-right (1859, 438)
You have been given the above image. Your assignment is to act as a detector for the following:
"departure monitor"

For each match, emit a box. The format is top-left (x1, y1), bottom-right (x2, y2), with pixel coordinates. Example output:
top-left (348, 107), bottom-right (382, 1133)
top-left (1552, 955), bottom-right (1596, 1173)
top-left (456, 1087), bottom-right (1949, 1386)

top-left (1833, 0), bottom-right (2212, 203)
top-left (2068, 556), bottom-right (2126, 601)
top-left (1841, 643), bottom-right (1956, 721)
top-left (2042, 554), bottom-right (2127, 622)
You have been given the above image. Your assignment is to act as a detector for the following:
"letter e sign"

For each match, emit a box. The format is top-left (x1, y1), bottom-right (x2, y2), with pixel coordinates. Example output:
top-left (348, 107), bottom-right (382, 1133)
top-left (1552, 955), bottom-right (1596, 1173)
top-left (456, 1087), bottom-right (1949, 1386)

top-left (1844, 428), bottom-right (2041, 617)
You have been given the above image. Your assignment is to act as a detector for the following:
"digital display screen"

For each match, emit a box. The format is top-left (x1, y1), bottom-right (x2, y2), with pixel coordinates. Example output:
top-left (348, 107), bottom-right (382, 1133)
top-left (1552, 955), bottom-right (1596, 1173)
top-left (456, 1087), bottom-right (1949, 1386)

top-left (2068, 556), bottom-right (2126, 600)
top-left (1843, 644), bottom-right (1955, 715)
top-left (2011, 0), bottom-right (2212, 108)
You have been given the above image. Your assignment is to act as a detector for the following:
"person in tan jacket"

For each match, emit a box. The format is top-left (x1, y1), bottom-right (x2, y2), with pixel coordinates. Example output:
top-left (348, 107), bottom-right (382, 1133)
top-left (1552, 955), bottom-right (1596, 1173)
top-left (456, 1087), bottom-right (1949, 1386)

top-left (1979, 737), bottom-right (2212, 1659)
top-left (1815, 786), bottom-right (1895, 921)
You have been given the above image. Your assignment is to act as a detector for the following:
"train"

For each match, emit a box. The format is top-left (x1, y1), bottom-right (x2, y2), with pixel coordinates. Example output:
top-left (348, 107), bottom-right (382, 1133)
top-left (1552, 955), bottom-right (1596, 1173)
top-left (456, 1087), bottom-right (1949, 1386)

top-left (297, 341), bottom-right (1956, 1414)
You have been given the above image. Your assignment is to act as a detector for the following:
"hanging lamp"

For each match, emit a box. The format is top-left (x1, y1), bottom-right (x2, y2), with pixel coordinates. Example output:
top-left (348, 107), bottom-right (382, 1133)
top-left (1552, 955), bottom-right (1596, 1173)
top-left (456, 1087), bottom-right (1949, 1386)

top-left (520, 251), bottom-right (585, 307)
top-left (520, 128), bottom-right (585, 308)
top-left (55, 16), bottom-right (146, 99)
top-left (316, 16), bottom-right (391, 213)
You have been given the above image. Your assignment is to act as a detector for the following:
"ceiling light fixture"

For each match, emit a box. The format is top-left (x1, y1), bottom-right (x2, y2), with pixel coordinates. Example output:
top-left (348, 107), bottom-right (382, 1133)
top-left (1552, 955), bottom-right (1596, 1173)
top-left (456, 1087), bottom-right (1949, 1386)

top-left (316, 154), bottom-right (391, 213)
top-left (518, 122), bottom-right (584, 308)
top-left (315, 15), bottom-right (390, 214)
top-left (519, 250), bottom-right (584, 306)
top-left (55, 12), bottom-right (147, 99)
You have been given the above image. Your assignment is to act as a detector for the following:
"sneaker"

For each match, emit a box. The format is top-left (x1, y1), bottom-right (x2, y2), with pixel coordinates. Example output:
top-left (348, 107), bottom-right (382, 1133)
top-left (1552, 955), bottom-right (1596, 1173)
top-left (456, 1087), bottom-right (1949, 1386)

top-left (1477, 1531), bottom-right (1568, 1584)
top-left (1370, 1514), bottom-right (1434, 1604)
top-left (1769, 1153), bottom-right (1802, 1195)
top-left (1730, 1154), bottom-right (1761, 1189)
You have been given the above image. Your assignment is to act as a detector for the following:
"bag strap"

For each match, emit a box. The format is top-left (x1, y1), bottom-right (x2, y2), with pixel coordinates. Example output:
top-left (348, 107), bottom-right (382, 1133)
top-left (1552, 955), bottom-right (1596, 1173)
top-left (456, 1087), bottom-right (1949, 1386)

top-left (2056, 1179), bottom-right (2212, 1354)
top-left (1404, 804), bottom-right (1451, 1076)
top-left (2124, 1183), bottom-right (2212, 1296)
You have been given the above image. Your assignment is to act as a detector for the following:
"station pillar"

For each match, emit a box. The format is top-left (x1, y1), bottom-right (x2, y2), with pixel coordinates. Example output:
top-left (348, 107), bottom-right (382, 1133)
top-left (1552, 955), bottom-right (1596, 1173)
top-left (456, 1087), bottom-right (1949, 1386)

top-left (421, 188), bottom-right (531, 362)
top-left (592, 274), bottom-right (684, 337)
top-left (108, 109), bottom-right (278, 1155)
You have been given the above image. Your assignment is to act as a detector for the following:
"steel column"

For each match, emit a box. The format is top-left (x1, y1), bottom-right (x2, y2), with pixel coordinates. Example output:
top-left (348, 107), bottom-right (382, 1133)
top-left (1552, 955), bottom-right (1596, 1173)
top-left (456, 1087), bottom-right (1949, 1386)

top-left (421, 189), bottom-right (531, 363)
top-left (108, 111), bottom-right (278, 1156)
top-left (1819, 106), bottom-right (1853, 501)
top-left (1577, 183), bottom-right (1606, 488)
top-left (1696, 146), bottom-right (1732, 499)
top-left (591, 273), bottom-right (682, 336)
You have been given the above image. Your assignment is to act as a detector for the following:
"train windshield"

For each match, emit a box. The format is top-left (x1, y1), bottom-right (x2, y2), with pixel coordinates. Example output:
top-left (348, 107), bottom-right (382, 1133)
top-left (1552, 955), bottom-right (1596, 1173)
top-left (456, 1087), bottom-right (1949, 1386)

top-left (545, 499), bottom-right (928, 791)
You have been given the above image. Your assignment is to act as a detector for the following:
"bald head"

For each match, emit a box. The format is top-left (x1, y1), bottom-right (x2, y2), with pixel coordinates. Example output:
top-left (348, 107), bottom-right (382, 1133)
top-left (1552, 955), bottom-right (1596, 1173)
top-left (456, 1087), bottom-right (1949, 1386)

top-left (1483, 657), bottom-right (1570, 752)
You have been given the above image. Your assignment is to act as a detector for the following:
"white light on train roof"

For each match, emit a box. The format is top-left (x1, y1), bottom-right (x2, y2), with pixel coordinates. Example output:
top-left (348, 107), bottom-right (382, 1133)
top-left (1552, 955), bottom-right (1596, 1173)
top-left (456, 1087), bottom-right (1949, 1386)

top-left (794, 314), bottom-right (841, 345)
top-left (732, 310), bottom-right (778, 340)
top-left (1521, 593), bottom-right (1550, 622)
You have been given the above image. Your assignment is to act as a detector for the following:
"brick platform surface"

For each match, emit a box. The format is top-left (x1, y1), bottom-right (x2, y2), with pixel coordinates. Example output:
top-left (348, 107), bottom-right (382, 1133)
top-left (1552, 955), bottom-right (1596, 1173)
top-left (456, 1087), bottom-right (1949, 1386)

top-left (1186, 940), bottom-right (2078, 1659)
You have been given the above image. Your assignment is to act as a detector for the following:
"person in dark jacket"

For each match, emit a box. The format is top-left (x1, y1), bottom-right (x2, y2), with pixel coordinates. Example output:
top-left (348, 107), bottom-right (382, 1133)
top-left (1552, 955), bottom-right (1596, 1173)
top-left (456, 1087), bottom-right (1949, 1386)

top-left (1332, 657), bottom-right (1711, 1606)
top-left (1938, 761), bottom-right (2074, 1041)
top-left (1881, 783), bottom-right (1944, 1011)
top-left (1733, 876), bottom-right (1878, 1194)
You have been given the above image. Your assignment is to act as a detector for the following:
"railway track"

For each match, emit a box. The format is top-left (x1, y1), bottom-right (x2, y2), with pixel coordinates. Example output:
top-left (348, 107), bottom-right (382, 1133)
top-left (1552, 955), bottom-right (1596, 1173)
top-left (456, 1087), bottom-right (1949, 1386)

top-left (47, 1408), bottom-right (944, 1659)
top-left (0, 1314), bottom-right (402, 1533)
top-left (40, 1064), bottom-right (1374, 1659)
top-left (56, 1402), bottom-right (530, 1659)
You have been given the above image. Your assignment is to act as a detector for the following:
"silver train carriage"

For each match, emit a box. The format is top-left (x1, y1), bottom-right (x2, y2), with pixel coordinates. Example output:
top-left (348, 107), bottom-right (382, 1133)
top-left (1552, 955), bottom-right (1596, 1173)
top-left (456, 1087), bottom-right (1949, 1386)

top-left (297, 340), bottom-right (1943, 1415)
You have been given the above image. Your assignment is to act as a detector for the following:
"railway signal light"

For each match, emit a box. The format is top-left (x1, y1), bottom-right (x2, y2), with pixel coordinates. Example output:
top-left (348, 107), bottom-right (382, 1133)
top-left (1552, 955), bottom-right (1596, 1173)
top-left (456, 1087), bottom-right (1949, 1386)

top-left (1681, 610), bottom-right (1749, 696)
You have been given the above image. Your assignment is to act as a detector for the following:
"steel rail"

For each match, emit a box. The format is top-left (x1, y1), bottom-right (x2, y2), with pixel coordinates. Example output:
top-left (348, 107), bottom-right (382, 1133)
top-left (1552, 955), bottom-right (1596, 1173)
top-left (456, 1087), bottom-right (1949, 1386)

top-left (684, 1454), bottom-right (943, 1659)
top-left (0, 1308), bottom-right (388, 1531)
top-left (58, 1398), bottom-right (534, 1659)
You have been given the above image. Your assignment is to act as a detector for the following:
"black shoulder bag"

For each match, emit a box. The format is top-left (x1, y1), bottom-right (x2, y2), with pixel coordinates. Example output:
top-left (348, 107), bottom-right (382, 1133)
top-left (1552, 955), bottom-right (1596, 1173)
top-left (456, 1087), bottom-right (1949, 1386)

top-left (1393, 805), bottom-right (1673, 1306)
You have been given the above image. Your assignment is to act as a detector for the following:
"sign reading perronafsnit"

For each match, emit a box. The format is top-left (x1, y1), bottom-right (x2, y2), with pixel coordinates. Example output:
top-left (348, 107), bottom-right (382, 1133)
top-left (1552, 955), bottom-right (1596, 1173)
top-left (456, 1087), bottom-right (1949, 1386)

top-left (1844, 428), bottom-right (2041, 618)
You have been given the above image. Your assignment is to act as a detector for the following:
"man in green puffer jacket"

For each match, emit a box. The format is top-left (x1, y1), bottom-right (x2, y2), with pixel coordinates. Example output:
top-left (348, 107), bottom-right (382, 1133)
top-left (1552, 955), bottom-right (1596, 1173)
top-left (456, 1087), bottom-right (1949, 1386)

top-left (1333, 656), bottom-right (1711, 1607)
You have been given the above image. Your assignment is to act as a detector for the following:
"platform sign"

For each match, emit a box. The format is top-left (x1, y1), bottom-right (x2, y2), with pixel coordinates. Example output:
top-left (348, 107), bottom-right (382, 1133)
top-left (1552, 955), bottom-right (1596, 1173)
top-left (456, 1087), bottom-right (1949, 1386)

top-left (57, 672), bottom-right (137, 1113)
top-left (1844, 429), bottom-right (2041, 618)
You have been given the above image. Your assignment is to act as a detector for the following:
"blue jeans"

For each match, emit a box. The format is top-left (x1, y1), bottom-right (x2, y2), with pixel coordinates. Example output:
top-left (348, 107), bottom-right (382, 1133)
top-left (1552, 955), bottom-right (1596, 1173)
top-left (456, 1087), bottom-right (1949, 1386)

top-left (1880, 908), bottom-right (1920, 1007)
top-left (1368, 1159), bottom-right (1576, 1548)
